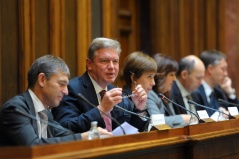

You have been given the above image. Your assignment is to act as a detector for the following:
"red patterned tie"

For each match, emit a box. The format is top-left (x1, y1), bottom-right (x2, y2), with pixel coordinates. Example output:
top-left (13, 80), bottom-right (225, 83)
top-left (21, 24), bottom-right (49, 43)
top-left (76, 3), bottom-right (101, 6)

top-left (99, 90), bottom-right (112, 132)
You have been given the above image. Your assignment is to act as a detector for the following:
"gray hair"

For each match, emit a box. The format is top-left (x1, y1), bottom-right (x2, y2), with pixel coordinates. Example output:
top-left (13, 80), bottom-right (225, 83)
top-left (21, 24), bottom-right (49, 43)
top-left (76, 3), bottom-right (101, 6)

top-left (87, 37), bottom-right (121, 60)
top-left (27, 55), bottom-right (70, 88)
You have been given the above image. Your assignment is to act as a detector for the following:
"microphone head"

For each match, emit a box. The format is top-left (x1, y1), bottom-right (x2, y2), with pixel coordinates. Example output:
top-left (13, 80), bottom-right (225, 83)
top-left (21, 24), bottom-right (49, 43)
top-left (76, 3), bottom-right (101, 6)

top-left (158, 93), bottom-right (163, 98)
top-left (76, 93), bottom-right (87, 101)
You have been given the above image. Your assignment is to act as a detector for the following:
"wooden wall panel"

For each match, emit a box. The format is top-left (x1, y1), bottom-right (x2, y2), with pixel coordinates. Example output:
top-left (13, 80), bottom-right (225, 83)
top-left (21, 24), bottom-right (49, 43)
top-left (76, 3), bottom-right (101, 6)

top-left (35, 0), bottom-right (50, 58)
top-left (224, 0), bottom-right (239, 97)
top-left (0, 0), bottom-right (1, 106)
top-left (0, 0), bottom-right (19, 105)
top-left (1, 0), bottom-right (239, 105)
top-left (102, 0), bottom-right (118, 38)
top-left (149, 0), bottom-right (239, 95)
top-left (76, 0), bottom-right (91, 75)
top-left (0, 0), bottom-right (91, 105)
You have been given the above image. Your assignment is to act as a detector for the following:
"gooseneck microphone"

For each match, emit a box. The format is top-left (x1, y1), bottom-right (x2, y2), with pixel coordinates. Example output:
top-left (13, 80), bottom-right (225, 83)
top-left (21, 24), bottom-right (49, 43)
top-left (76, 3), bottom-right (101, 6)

top-left (5, 107), bottom-right (78, 140)
top-left (114, 104), bottom-right (151, 120)
top-left (76, 93), bottom-right (126, 135)
top-left (218, 98), bottom-right (239, 107)
top-left (158, 93), bottom-right (205, 123)
top-left (188, 100), bottom-right (235, 119)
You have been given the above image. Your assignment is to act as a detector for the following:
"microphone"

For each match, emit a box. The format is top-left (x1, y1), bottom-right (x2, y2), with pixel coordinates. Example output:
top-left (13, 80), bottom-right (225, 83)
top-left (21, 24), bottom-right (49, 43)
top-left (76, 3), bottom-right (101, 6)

top-left (114, 105), bottom-right (151, 120)
top-left (188, 100), bottom-right (235, 119)
top-left (76, 93), bottom-right (126, 135)
top-left (158, 93), bottom-right (205, 123)
top-left (5, 107), bottom-right (78, 140)
top-left (218, 98), bottom-right (239, 107)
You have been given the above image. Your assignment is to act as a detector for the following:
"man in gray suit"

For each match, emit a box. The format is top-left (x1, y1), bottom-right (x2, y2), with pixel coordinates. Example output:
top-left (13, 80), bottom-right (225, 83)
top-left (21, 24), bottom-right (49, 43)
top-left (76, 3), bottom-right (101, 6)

top-left (0, 55), bottom-right (111, 146)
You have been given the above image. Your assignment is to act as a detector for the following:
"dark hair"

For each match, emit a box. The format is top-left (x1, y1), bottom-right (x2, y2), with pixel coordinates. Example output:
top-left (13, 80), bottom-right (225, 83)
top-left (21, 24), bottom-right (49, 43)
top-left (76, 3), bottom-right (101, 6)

top-left (153, 53), bottom-right (178, 94)
top-left (27, 55), bottom-right (70, 88)
top-left (200, 49), bottom-right (226, 68)
top-left (123, 51), bottom-right (157, 87)
top-left (87, 37), bottom-right (121, 61)
top-left (177, 57), bottom-right (195, 77)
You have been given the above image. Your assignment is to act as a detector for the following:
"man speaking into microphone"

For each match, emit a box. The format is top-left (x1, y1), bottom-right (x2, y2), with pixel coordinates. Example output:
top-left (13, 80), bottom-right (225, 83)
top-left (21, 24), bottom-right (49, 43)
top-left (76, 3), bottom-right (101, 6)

top-left (0, 55), bottom-right (112, 146)
top-left (52, 38), bottom-right (149, 133)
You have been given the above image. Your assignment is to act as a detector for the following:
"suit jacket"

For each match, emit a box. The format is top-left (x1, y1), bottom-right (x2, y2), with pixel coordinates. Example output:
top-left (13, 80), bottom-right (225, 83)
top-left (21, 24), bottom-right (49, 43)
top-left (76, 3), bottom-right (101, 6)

top-left (0, 91), bottom-right (82, 146)
top-left (192, 84), bottom-right (239, 116)
top-left (147, 90), bottom-right (187, 128)
top-left (170, 81), bottom-right (188, 114)
top-left (52, 72), bottom-right (148, 133)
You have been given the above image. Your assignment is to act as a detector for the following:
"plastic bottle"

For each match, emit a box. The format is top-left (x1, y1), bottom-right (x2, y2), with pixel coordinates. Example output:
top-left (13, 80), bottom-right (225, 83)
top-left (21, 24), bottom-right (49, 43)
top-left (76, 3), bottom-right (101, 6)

top-left (88, 121), bottom-right (100, 140)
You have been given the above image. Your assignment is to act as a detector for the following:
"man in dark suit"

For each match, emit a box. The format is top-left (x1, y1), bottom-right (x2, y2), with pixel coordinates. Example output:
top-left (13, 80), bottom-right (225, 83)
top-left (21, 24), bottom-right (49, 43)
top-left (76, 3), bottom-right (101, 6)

top-left (192, 50), bottom-right (239, 116)
top-left (171, 55), bottom-right (205, 115)
top-left (0, 55), bottom-right (111, 146)
top-left (52, 37), bottom-right (148, 133)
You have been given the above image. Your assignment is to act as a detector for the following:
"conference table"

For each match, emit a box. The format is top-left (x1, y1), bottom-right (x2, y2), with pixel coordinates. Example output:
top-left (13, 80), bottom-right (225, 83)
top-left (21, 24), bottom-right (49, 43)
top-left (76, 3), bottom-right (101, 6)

top-left (1, 118), bottom-right (239, 159)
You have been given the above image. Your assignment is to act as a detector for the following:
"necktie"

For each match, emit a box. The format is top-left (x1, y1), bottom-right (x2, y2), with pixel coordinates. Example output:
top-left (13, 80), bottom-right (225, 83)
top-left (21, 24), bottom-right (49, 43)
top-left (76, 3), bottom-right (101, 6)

top-left (186, 95), bottom-right (197, 114)
top-left (99, 90), bottom-right (106, 101)
top-left (99, 90), bottom-right (112, 132)
top-left (38, 109), bottom-right (48, 139)
top-left (209, 92), bottom-right (218, 116)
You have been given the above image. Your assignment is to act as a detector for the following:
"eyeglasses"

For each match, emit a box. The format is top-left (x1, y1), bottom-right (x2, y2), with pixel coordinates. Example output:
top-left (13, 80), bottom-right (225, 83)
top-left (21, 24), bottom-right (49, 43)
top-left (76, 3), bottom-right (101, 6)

top-left (122, 94), bottom-right (135, 99)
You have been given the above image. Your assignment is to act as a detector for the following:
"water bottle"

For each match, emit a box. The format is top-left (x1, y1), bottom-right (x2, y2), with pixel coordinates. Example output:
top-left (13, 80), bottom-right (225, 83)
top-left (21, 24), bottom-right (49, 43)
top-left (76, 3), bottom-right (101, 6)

top-left (88, 121), bottom-right (100, 140)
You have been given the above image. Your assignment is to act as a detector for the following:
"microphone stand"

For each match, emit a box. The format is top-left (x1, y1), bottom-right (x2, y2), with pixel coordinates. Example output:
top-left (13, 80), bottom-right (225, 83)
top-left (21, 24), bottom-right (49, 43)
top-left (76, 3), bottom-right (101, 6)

top-left (158, 93), bottom-right (205, 124)
top-left (218, 98), bottom-right (239, 119)
top-left (218, 98), bottom-right (239, 107)
top-left (6, 107), bottom-right (78, 140)
top-left (188, 100), bottom-right (235, 119)
top-left (76, 93), bottom-right (126, 135)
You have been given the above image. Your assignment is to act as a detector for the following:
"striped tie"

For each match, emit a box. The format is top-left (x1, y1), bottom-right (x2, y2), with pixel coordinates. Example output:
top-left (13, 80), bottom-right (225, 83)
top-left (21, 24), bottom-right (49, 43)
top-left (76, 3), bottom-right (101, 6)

top-left (38, 109), bottom-right (48, 139)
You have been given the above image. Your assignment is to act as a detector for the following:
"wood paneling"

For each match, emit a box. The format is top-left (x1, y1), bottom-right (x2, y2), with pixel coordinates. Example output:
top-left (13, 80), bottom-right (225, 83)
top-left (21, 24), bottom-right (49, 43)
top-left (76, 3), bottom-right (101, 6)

top-left (1, 0), bottom-right (239, 105)
top-left (0, 0), bottom-right (20, 105)
top-left (150, 0), bottom-right (226, 58)
top-left (76, 0), bottom-right (91, 75)
top-left (0, 0), bottom-right (91, 105)
top-left (149, 0), bottom-right (239, 96)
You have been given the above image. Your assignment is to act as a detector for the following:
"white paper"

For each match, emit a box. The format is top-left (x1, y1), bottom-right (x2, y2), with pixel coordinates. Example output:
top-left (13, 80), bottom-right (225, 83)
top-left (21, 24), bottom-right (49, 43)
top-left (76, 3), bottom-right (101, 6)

top-left (210, 111), bottom-right (220, 121)
top-left (210, 110), bottom-right (228, 121)
top-left (228, 107), bottom-right (239, 116)
top-left (197, 110), bottom-right (209, 119)
top-left (150, 114), bottom-right (165, 125)
top-left (112, 122), bottom-right (139, 136)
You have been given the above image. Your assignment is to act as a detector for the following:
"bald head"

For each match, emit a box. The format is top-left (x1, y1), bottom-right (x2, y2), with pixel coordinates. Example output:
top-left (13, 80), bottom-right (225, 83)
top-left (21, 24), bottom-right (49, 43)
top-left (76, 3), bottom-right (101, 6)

top-left (177, 55), bottom-right (205, 93)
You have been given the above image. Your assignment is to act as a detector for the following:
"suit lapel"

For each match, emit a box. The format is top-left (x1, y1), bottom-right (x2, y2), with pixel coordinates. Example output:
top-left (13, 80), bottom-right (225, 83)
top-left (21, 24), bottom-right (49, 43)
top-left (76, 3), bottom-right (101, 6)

top-left (199, 85), bottom-right (210, 106)
top-left (172, 82), bottom-right (187, 114)
top-left (82, 72), bottom-right (99, 106)
top-left (22, 91), bottom-right (38, 135)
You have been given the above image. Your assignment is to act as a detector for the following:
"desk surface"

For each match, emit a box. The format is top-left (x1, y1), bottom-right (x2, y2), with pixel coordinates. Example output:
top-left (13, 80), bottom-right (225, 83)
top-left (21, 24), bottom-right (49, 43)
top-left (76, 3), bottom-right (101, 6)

top-left (0, 118), bottom-right (239, 159)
